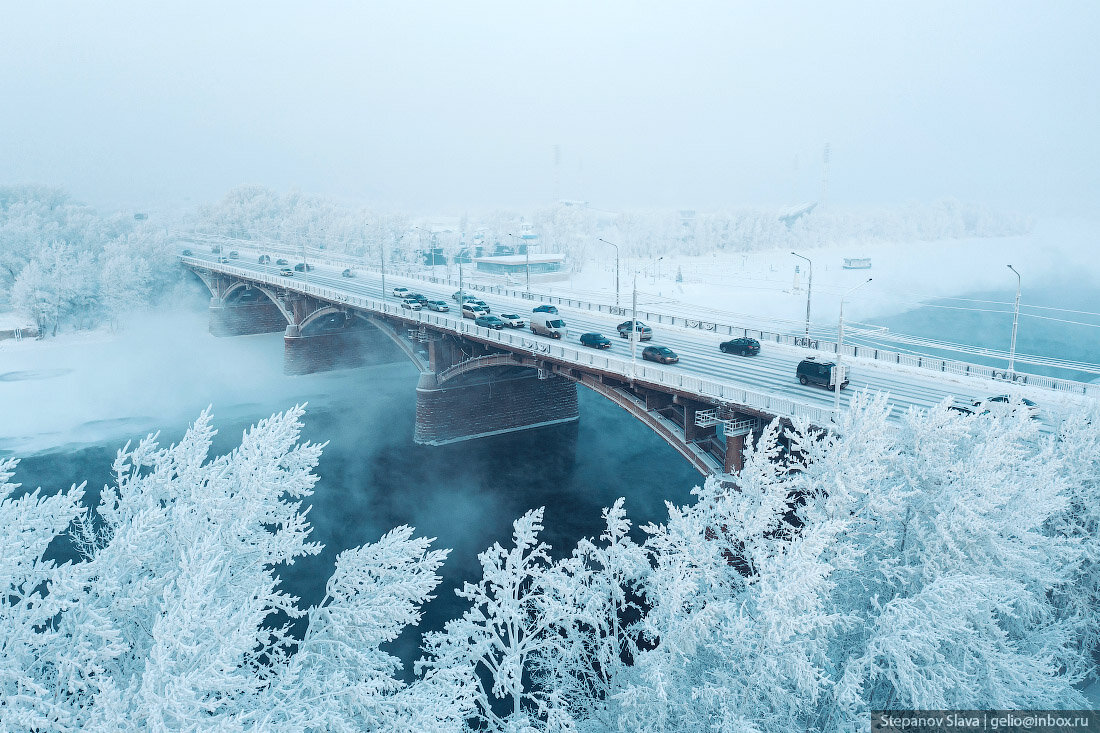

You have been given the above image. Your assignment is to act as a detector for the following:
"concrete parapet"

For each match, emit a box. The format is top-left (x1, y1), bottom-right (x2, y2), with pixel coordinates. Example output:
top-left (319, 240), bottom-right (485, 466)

top-left (414, 368), bottom-right (579, 445)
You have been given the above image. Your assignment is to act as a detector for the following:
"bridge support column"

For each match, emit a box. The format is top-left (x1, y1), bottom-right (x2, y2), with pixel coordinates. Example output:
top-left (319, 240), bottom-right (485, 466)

top-left (209, 296), bottom-right (287, 337)
top-left (284, 322), bottom-right (400, 375)
top-left (414, 369), bottom-right (579, 445)
top-left (724, 433), bottom-right (746, 475)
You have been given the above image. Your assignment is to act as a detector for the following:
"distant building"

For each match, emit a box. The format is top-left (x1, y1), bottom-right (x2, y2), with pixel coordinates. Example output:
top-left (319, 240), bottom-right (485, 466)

top-left (474, 254), bottom-right (565, 277)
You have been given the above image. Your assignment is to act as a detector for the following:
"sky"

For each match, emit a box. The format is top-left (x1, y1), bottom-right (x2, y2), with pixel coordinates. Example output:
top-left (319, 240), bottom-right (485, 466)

top-left (1, 1), bottom-right (1098, 216)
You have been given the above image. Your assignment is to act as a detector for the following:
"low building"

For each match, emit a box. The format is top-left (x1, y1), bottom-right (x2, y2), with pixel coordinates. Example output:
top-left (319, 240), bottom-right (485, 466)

top-left (473, 254), bottom-right (566, 278)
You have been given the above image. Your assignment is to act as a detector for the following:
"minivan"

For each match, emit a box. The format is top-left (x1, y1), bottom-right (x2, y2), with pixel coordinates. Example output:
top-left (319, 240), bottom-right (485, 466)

top-left (796, 357), bottom-right (847, 389)
top-left (530, 313), bottom-right (566, 339)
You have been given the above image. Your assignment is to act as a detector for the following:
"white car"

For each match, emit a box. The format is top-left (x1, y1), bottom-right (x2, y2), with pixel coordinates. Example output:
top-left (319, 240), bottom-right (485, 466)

top-left (973, 395), bottom-right (1041, 419)
top-left (401, 298), bottom-right (422, 311)
top-left (393, 286), bottom-right (410, 298)
top-left (498, 313), bottom-right (525, 328)
top-left (461, 302), bottom-right (488, 319)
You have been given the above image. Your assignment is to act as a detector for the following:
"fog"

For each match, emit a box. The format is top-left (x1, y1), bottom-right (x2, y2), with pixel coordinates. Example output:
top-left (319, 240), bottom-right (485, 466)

top-left (1, 2), bottom-right (1097, 216)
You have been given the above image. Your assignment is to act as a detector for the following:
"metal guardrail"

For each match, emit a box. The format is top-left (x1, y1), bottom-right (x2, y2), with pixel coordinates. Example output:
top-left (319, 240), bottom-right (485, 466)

top-left (183, 256), bottom-right (839, 427)
top-left (182, 250), bottom-right (1092, 397)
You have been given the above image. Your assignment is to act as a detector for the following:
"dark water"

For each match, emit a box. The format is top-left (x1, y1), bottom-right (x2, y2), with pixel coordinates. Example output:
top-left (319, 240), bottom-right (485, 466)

top-left (10, 282), bottom-right (1098, 676)
top-left (12, 351), bottom-right (701, 674)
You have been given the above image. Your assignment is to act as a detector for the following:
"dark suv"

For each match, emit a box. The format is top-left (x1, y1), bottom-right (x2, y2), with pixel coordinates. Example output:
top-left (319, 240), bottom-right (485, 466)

top-left (796, 357), bottom-right (847, 389)
top-left (532, 304), bottom-right (558, 315)
top-left (720, 337), bottom-right (760, 356)
top-left (294, 262), bottom-right (312, 272)
top-left (617, 321), bottom-right (653, 340)
top-left (580, 332), bottom-right (611, 349)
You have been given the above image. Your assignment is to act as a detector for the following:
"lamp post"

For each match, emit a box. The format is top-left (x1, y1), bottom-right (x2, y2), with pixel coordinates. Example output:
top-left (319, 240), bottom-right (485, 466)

top-left (1007, 265), bottom-right (1021, 376)
top-left (652, 256), bottom-right (664, 284)
top-left (631, 272), bottom-right (639, 376)
top-left (597, 238), bottom-right (621, 308)
top-left (380, 239), bottom-right (387, 302)
top-left (791, 251), bottom-right (813, 338)
top-left (508, 233), bottom-right (532, 294)
top-left (834, 278), bottom-right (873, 420)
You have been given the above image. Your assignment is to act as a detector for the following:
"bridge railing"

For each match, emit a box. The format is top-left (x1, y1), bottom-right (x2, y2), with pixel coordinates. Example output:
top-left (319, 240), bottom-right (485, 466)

top-left (183, 256), bottom-right (1093, 398)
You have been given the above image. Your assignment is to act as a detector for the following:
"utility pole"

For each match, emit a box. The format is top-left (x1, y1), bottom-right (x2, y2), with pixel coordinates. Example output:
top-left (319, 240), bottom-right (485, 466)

top-left (1007, 265), bottom-right (1021, 375)
top-left (597, 238), bottom-right (621, 308)
top-left (834, 278), bottom-right (872, 420)
top-left (630, 273), bottom-right (638, 377)
top-left (791, 251), bottom-right (813, 338)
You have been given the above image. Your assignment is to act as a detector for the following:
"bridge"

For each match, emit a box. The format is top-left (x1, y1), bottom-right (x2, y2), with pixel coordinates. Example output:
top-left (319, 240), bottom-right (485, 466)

top-left (182, 246), bottom-right (1094, 479)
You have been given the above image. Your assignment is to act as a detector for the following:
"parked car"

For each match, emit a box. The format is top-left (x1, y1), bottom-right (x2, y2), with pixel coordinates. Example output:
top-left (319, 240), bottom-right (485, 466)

top-left (475, 315), bottom-right (505, 330)
top-left (341, 268), bottom-right (355, 278)
top-left (796, 357), bottom-right (847, 389)
top-left (974, 395), bottom-right (1041, 419)
top-left (228, 251), bottom-right (239, 259)
top-left (642, 345), bottom-right (679, 364)
top-left (530, 314), bottom-right (566, 338)
top-left (498, 313), bottom-right (525, 328)
top-left (532, 304), bottom-right (559, 314)
top-left (258, 254), bottom-right (271, 264)
top-left (294, 262), bottom-right (312, 272)
top-left (617, 320), bottom-right (653, 340)
top-left (426, 300), bottom-right (450, 312)
top-left (275, 258), bottom-right (289, 265)
top-left (181, 249), bottom-right (192, 256)
top-left (279, 268), bottom-right (294, 277)
top-left (393, 286), bottom-right (411, 298)
top-left (580, 332), bottom-right (612, 349)
top-left (461, 302), bottom-right (488, 319)
top-left (720, 337), bottom-right (760, 356)
top-left (401, 298), bottom-right (422, 311)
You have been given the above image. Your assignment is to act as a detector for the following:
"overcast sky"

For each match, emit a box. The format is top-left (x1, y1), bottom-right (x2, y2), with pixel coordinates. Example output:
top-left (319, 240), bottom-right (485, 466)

top-left (1, 2), bottom-right (1097, 216)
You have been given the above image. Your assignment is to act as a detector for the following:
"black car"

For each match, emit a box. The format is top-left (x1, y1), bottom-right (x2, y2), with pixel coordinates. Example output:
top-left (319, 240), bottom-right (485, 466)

top-left (796, 357), bottom-right (847, 389)
top-left (532, 304), bottom-right (559, 314)
top-left (181, 249), bottom-right (192, 256)
top-left (275, 258), bottom-right (289, 265)
top-left (294, 262), bottom-right (312, 272)
top-left (475, 315), bottom-right (505, 330)
top-left (258, 254), bottom-right (271, 264)
top-left (580, 332), bottom-right (612, 349)
top-left (720, 337), bottom-right (760, 356)
top-left (341, 268), bottom-right (355, 278)
top-left (642, 345), bottom-right (679, 364)
top-left (617, 320), bottom-right (653, 340)
top-left (407, 293), bottom-right (430, 305)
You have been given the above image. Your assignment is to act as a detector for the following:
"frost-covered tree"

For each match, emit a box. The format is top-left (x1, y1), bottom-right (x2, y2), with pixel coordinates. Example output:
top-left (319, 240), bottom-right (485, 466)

top-left (0, 406), bottom-right (468, 731)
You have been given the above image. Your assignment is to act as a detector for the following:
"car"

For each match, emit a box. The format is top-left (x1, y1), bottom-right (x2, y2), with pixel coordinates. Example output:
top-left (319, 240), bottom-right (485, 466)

top-left (475, 315), bottom-right (505, 330)
top-left (461, 302), bottom-right (488, 319)
top-left (498, 313), bottom-right (525, 328)
top-left (580, 332), bottom-right (612, 349)
top-left (407, 293), bottom-right (430, 305)
top-left (393, 286), bottom-right (411, 298)
top-left (471, 299), bottom-right (490, 313)
top-left (294, 262), bottom-right (312, 272)
top-left (617, 320), bottom-right (653, 340)
top-left (279, 268), bottom-right (294, 277)
top-left (947, 403), bottom-right (975, 416)
top-left (181, 249), bottom-right (192, 256)
top-left (426, 300), bottom-right (450, 312)
top-left (401, 298), bottom-right (422, 311)
top-left (275, 258), bottom-right (289, 265)
top-left (228, 251), bottom-right (239, 259)
top-left (341, 268), bottom-right (356, 278)
top-left (453, 290), bottom-right (473, 302)
top-left (217, 256), bottom-right (229, 263)
top-left (973, 395), bottom-right (1041, 419)
top-left (642, 345), bottom-right (679, 364)
top-left (796, 357), bottom-right (847, 389)
top-left (720, 337), bottom-right (761, 356)
top-left (211, 245), bottom-right (222, 254)
top-left (258, 254), bottom-right (271, 264)
top-left (532, 304), bottom-right (559, 315)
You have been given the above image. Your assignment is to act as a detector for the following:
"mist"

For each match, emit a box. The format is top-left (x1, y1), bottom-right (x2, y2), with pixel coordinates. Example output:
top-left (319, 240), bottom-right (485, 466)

top-left (1, 2), bottom-right (1097, 216)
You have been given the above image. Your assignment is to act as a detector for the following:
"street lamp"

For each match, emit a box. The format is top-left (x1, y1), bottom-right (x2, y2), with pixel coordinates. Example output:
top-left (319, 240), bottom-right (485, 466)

top-left (1007, 265), bottom-right (1021, 376)
top-left (508, 233), bottom-right (531, 294)
top-left (834, 278), bottom-right (873, 420)
top-left (597, 238), bottom-right (621, 308)
top-left (651, 256), bottom-right (664, 284)
top-left (791, 251), bottom-right (813, 338)
top-left (631, 272), bottom-right (639, 376)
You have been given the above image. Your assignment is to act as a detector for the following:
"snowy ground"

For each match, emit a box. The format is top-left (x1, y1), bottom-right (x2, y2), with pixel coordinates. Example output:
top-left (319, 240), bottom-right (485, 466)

top-left (531, 218), bottom-right (1099, 336)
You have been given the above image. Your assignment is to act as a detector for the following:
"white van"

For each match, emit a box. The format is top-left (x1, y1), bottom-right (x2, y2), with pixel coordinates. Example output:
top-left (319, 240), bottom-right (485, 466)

top-left (530, 313), bottom-right (566, 339)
